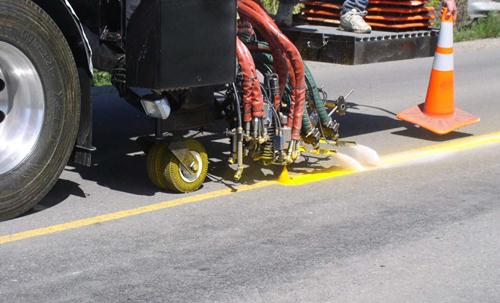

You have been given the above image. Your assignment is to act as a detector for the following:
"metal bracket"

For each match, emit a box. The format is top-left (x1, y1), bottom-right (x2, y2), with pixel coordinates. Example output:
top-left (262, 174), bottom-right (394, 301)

top-left (136, 133), bottom-right (198, 175)
top-left (306, 34), bottom-right (328, 49)
top-left (168, 140), bottom-right (198, 175)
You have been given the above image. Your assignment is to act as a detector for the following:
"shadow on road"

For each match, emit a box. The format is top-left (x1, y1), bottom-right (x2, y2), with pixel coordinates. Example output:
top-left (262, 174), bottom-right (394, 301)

top-left (32, 90), bottom-right (473, 215)
top-left (340, 102), bottom-right (473, 142)
top-left (26, 180), bottom-right (86, 216)
top-left (392, 128), bottom-right (472, 141)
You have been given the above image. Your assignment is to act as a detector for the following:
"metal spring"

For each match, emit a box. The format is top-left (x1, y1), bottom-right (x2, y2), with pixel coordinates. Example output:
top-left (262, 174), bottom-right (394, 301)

top-left (258, 123), bottom-right (275, 161)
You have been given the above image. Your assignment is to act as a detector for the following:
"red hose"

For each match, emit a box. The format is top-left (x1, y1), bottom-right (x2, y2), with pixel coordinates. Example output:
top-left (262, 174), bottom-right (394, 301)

top-left (238, 2), bottom-right (294, 120)
top-left (236, 37), bottom-right (264, 122)
top-left (239, 0), bottom-right (306, 140)
top-left (244, 43), bottom-right (290, 110)
top-left (236, 38), bottom-right (254, 122)
top-left (240, 16), bottom-right (289, 105)
top-left (244, 0), bottom-right (306, 140)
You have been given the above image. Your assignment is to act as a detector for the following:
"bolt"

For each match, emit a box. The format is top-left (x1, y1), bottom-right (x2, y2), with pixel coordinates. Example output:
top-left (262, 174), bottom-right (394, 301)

top-left (190, 162), bottom-right (199, 172)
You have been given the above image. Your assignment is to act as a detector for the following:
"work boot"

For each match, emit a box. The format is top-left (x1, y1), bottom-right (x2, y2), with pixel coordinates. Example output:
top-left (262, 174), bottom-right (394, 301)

top-left (340, 9), bottom-right (372, 33)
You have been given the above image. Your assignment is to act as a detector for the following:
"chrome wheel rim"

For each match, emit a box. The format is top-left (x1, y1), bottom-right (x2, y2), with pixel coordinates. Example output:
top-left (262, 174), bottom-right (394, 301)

top-left (0, 41), bottom-right (45, 175)
top-left (179, 152), bottom-right (203, 183)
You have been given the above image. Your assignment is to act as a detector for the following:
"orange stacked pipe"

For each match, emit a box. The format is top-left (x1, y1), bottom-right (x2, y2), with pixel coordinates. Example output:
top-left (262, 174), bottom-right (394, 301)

top-left (301, 0), bottom-right (435, 30)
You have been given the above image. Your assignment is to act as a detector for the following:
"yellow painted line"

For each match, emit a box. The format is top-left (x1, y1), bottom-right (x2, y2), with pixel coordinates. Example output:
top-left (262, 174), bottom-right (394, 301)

top-left (0, 181), bottom-right (275, 245)
top-left (269, 131), bottom-right (500, 186)
top-left (277, 166), bottom-right (356, 186)
top-left (382, 131), bottom-right (500, 165)
top-left (1, 131), bottom-right (500, 245)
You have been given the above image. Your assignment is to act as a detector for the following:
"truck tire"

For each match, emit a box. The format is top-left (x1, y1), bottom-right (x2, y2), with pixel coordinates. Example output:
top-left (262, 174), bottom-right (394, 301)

top-left (0, 0), bottom-right (80, 220)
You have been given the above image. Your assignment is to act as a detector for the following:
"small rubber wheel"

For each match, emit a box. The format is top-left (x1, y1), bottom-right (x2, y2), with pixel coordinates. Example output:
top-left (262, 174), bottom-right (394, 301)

top-left (146, 140), bottom-right (209, 193)
top-left (146, 143), bottom-right (170, 189)
top-left (164, 139), bottom-right (209, 193)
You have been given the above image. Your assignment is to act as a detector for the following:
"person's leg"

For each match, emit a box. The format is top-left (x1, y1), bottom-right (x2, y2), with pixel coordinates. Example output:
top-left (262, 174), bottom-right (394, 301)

top-left (340, 0), bottom-right (371, 33)
top-left (275, 0), bottom-right (302, 26)
top-left (341, 0), bottom-right (369, 15)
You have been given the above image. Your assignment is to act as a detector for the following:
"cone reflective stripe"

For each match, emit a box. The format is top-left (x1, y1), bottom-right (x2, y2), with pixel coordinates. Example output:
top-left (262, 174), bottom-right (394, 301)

top-left (397, 8), bottom-right (479, 135)
top-left (437, 17), bottom-right (454, 48)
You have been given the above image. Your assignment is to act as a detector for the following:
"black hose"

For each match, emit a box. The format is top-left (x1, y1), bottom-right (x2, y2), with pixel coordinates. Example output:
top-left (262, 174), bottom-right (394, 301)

top-left (248, 42), bottom-right (332, 128)
top-left (253, 52), bottom-right (315, 136)
top-left (232, 83), bottom-right (243, 132)
top-left (304, 65), bottom-right (332, 128)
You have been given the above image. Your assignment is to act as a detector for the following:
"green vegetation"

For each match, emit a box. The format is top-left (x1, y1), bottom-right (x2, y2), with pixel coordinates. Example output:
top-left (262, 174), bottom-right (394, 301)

top-left (427, 0), bottom-right (441, 11)
top-left (426, 0), bottom-right (499, 41)
top-left (261, 0), bottom-right (303, 14)
top-left (455, 13), bottom-right (500, 42)
top-left (261, 0), bottom-right (279, 14)
top-left (92, 69), bottom-right (111, 87)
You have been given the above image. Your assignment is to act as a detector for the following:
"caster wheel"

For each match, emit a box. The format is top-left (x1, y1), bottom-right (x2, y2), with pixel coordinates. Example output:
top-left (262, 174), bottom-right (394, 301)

top-left (146, 143), bottom-right (170, 189)
top-left (146, 139), bottom-right (209, 193)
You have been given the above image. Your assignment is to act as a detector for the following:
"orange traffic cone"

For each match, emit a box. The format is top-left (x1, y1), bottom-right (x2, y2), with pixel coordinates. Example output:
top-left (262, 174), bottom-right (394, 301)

top-left (397, 8), bottom-right (480, 135)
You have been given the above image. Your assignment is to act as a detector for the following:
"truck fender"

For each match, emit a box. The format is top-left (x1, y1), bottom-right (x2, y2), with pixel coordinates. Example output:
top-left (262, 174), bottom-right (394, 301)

top-left (61, 0), bottom-right (93, 73)
top-left (33, 0), bottom-right (93, 74)
top-left (32, 0), bottom-right (95, 166)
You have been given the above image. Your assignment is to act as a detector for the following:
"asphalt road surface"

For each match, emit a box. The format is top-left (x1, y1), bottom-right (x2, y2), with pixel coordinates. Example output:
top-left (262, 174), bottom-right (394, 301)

top-left (1, 39), bottom-right (499, 303)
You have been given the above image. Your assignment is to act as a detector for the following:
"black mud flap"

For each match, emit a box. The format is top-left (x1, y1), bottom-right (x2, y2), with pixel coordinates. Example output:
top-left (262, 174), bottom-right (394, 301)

top-left (73, 68), bottom-right (96, 167)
